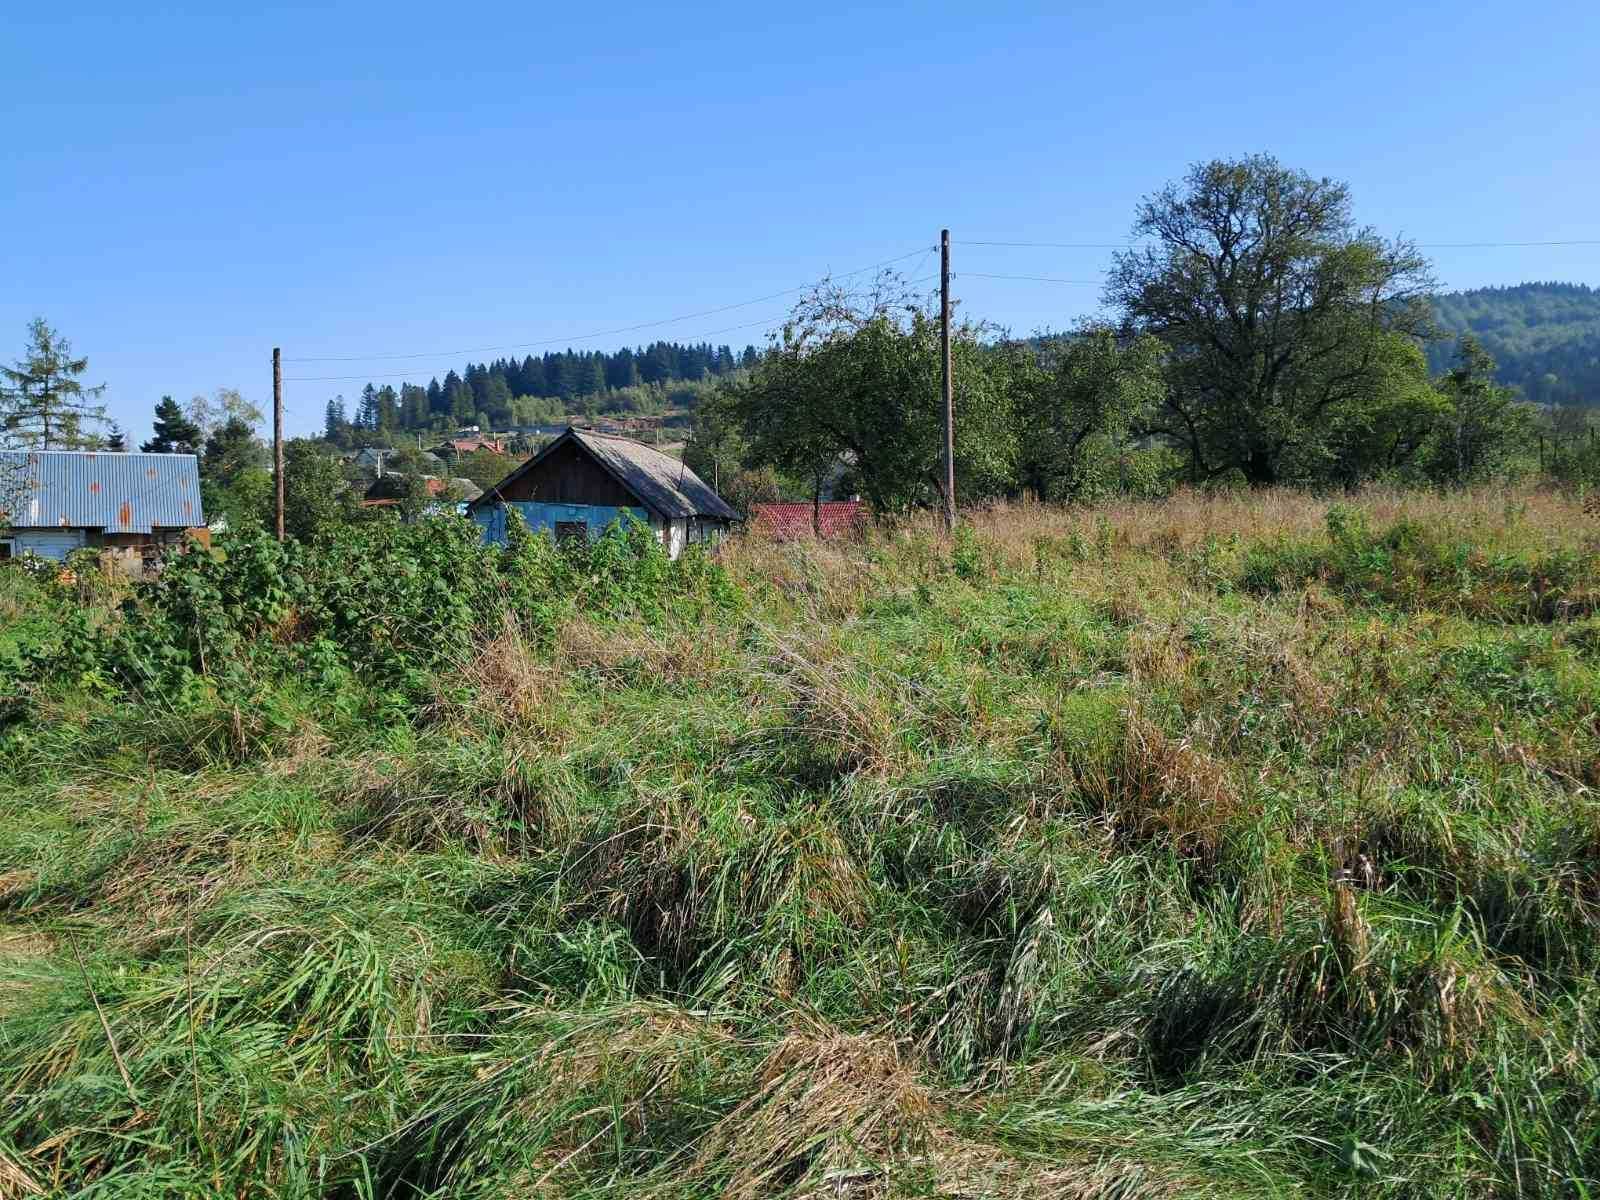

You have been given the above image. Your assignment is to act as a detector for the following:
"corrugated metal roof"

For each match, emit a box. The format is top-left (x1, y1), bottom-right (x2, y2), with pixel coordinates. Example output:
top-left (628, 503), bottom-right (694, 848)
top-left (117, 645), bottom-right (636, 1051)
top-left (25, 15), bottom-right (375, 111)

top-left (0, 450), bottom-right (204, 534)
top-left (472, 428), bottom-right (740, 522)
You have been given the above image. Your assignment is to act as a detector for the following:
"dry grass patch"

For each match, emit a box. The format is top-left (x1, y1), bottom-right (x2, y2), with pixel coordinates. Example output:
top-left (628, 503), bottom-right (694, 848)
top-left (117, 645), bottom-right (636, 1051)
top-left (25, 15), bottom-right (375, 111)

top-left (762, 634), bottom-right (909, 779)
top-left (431, 619), bottom-right (565, 738)
top-left (688, 1022), bottom-right (937, 1198)
top-left (1072, 714), bottom-right (1240, 864)
top-left (557, 616), bottom-right (729, 689)
top-left (94, 826), bottom-right (245, 948)
top-left (685, 1019), bottom-right (1215, 1200)
top-left (350, 737), bottom-right (569, 854)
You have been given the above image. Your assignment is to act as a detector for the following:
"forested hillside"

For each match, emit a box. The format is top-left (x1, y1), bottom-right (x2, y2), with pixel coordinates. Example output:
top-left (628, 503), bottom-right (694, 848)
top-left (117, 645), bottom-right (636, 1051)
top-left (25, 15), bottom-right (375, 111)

top-left (1428, 282), bottom-right (1600, 405)
top-left (326, 340), bottom-right (761, 440)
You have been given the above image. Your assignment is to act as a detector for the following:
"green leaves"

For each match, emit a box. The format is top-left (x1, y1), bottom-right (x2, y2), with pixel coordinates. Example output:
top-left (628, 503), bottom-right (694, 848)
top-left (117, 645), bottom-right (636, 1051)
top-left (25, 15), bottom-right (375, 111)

top-left (26, 514), bottom-right (740, 716)
top-left (1110, 154), bottom-right (1437, 487)
top-left (727, 292), bottom-right (1021, 513)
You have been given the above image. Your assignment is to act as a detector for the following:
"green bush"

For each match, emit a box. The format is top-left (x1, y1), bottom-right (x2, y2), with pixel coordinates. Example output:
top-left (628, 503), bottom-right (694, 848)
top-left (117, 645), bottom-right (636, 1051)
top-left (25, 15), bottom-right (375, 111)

top-left (18, 513), bottom-right (739, 716)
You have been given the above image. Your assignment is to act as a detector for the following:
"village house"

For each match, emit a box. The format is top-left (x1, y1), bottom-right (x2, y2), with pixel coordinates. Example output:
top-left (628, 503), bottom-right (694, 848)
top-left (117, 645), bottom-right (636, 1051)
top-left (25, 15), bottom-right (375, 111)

top-left (0, 450), bottom-right (206, 570)
top-left (360, 474), bottom-right (483, 516)
top-left (342, 447), bottom-right (445, 475)
top-left (430, 437), bottom-right (506, 458)
top-left (468, 427), bottom-right (737, 558)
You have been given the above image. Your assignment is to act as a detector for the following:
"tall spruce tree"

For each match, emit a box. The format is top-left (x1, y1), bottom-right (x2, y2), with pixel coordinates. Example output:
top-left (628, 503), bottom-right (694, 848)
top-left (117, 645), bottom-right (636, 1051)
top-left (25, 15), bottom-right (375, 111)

top-left (376, 385), bottom-right (399, 431)
top-left (141, 395), bottom-right (203, 454)
top-left (400, 384), bottom-right (429, 428)
top-left (520, 355), bottom-right (546, 397)
top-left (447, 375), bottom-right (475, 423)
top-left (323, 396), bottom-right (349, 442)
top-left (0, 318), bottom-right (109, 449)
top-left (356, 384), bottom-right (379, 431)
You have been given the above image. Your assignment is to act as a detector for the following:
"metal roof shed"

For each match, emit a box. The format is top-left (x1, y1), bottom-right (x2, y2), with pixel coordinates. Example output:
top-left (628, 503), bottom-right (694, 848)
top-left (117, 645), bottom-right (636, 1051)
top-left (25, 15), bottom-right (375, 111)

top-left (1, 450), bottom-right (205, 564)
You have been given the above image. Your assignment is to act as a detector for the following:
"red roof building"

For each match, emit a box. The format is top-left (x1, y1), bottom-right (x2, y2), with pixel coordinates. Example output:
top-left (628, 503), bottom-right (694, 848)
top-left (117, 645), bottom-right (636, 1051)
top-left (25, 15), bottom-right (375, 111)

top-left (433, 438), bottom-right (506, 456)
top-left (749, 500), bottom-right (866, 540)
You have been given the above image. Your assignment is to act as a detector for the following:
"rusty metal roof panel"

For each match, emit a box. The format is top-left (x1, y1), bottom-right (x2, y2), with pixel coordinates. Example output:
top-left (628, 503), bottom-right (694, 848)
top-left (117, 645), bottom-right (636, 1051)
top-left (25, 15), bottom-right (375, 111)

top-left (0, 450), bottom-right (204, 534)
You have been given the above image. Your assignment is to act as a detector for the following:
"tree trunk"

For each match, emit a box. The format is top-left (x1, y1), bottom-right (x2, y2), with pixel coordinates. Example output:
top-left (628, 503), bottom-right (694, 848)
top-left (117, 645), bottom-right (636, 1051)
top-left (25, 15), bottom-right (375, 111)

top-left (1244, 448), bottom-right (1276, 486)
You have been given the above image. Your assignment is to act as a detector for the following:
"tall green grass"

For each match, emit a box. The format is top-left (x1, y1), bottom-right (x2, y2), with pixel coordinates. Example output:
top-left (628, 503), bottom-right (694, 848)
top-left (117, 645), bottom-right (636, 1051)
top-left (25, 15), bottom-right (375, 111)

top-left (1, 488), bottom-right (1597, 1197)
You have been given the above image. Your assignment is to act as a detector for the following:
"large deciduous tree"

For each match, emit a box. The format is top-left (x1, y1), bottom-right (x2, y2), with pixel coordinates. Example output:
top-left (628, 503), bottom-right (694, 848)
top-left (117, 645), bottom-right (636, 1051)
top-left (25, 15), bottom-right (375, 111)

top-left (1107, 155), bottom-right (1435, 486)
top-left (0, 318), bottom-right (109, 449)
top-left (722, 273), bottom-right (1020, 514)
top-left (1013, 327), bottom-right (1167, 501)
top-left (185, 388), bottom-right (265, 447)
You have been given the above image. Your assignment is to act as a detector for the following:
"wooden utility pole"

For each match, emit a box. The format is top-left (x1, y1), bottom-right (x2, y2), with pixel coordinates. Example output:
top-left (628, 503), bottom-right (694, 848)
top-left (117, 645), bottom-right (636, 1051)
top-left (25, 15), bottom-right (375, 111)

top-left (940, 229), bottom-right (955, 533)
top-left (273, 347), bottom-right (284, 541)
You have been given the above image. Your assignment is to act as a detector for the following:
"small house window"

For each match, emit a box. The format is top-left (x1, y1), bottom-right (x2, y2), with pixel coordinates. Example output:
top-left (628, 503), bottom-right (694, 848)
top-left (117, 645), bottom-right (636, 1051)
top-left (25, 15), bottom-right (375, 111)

top-left (554, 521), bottom-right (587, 545)
top-left (0, 540), bottom-right (13, 561)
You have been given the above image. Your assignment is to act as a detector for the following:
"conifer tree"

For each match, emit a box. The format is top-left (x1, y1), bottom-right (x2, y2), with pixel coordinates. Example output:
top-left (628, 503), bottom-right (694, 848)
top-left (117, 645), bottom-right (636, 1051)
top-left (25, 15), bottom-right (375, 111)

top-left (448, 376), bottom-right (475, 423)
top-left (520, 355), bottom-right (546, 397)
top-left (0, 318), bottom-right (109, 448)
top-left (141, 395), bottom-right (203, 454)
top-left (376, 385), bottom-right (399, 431)
top-left (400, 384), bottom-right (429, 428)
top-left (323, 397), bottom-right (349, 442)
top-left (356, 384), bottom-right (379, 431)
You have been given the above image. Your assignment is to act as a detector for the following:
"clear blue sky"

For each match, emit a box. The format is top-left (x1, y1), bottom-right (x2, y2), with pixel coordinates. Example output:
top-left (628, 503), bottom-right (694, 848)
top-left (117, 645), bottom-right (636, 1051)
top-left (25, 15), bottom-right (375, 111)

top-left (4, 0), bottom-right (1597, 439)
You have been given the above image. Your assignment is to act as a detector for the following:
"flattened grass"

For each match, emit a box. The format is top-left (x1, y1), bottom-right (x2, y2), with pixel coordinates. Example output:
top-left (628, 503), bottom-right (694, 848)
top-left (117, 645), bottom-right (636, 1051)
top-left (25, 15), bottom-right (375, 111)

top-left (1, 485), bottom-right (1597, 1196)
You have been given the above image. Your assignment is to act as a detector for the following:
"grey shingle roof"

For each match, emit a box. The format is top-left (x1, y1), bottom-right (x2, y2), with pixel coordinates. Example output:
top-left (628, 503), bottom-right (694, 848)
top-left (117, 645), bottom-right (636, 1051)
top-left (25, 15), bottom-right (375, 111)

top-left (473, 428), bottom-right (739, 522)
top-left (0, 450), bottom-right (204, 534)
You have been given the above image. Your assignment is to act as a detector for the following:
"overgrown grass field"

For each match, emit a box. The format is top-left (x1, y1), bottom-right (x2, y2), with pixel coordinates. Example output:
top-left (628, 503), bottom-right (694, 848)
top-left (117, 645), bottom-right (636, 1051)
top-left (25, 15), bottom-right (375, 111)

top-left (2, 489), bottom-right (1598, 1198)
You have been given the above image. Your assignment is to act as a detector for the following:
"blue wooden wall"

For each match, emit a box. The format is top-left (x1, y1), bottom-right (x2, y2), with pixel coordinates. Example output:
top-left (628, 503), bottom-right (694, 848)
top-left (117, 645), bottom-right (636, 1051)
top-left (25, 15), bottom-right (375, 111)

top-left (472, 501), bottom-right (650, 545)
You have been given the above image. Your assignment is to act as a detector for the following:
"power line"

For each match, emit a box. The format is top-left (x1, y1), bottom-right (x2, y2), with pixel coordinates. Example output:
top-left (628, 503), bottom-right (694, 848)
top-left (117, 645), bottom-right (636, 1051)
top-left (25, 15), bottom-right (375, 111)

top-left (1412, 239), bottom-right (1600, 248)
top-left (960, 240), bottom-right (1133, 249)
top-left (284, 314), bottom-right (790, 383)
top-left (282, 247), bottom-right (934, 365)
top-left (283, 275), bottom-right (940, 385)
top-left (958, 272), bottom-right (1103, 285)
top-left (959, 237), bottom-right (1600, 250)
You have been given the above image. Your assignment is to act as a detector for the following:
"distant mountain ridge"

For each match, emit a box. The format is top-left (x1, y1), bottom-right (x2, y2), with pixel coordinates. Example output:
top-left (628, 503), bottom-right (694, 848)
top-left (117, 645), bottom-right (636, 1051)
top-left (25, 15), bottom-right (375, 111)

top-left (1427, 282), bottom-right (1600, 406)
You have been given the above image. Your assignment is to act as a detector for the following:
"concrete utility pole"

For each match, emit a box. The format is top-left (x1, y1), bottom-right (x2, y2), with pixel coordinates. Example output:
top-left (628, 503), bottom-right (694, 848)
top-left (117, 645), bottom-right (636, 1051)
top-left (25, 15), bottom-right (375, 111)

top-left (940, 229), bottom-right (955, 533)
top-left (273, 347), bottom-right (285, 542)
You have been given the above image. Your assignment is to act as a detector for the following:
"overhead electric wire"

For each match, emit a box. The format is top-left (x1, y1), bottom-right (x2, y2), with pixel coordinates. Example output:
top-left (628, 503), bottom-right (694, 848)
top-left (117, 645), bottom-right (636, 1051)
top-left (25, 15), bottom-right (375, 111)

top-left (958, 272), bottom-right (1103, 285)
top-left (283, 274), bottom-right (941, 384)
top-left (282, 246), bottom-right (935, 366)
top-left (1411, 239), bottom-right (1600, 247)
top-left (960, 240), bottom-right (1135, 249)
top-left (958, 237), bottom-right (1600, 250)
top-left (96, 235), bottom-right (1595, 381)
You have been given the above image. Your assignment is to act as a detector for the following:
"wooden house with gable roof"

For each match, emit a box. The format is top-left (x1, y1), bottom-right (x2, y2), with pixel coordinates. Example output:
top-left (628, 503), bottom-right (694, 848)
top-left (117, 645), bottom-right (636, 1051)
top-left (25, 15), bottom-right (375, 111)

top-left (466, 427), bottom-right (738, 558)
